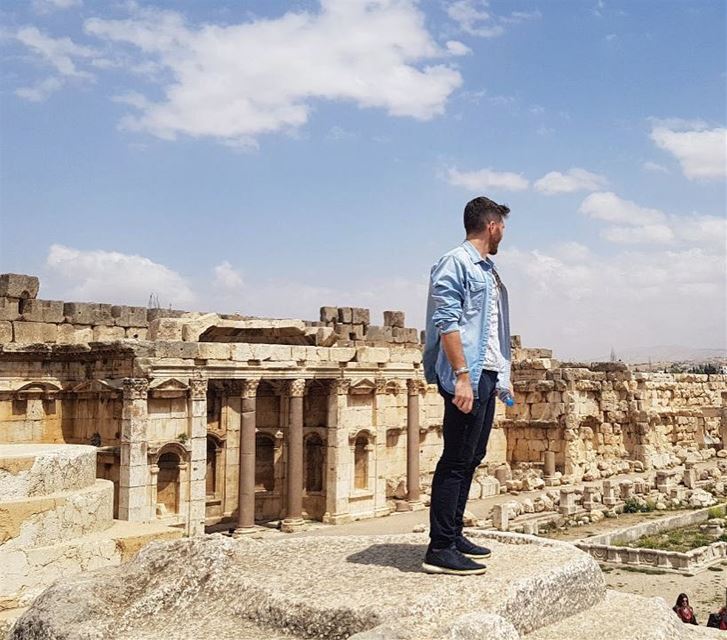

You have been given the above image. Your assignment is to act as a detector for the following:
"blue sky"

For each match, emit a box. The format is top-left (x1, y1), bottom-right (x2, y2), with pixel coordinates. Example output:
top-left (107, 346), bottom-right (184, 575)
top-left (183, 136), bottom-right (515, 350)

top-left (0, 0), bottom-right (725, 359)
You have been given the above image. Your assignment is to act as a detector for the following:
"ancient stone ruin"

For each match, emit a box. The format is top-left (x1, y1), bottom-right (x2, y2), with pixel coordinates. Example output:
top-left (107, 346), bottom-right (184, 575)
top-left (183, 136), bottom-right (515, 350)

top-left (1, 271), bottom-right (726, 638)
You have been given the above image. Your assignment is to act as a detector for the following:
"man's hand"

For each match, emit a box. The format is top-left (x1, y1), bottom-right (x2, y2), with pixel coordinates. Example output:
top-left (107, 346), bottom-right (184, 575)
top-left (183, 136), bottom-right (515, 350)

top-left (453, 374), bottom-right (474, 414)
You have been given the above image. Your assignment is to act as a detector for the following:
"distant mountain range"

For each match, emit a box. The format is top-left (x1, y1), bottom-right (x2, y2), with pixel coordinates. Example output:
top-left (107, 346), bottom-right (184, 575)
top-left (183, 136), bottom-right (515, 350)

top-left (596, 345), bottom-right (727, 364)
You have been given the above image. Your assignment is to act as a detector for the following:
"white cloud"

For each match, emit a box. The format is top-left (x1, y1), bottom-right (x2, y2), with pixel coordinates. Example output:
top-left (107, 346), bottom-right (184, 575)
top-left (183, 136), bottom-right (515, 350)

top-left (650, 122), bottom-right (727, 181)
top-left (213, 261), bottom-right (243, 290)
top-left (497, 243), bottom-right (726, 359)
top-left (600, 224), bottom-right (675, 244)
top-left (579, 192), bottom-right (666, 225)
top-left (83, 2), bottom-right (462, 146)
top-left (32, 0), bottom-right (81, 15)
top-left (445, 40), bottom-right (471, 56)
top-left (446, 167), bottom-right (529, 192)
top-left (446, 0), bottom-right (539, 38)
top-left (642, 161), bottom-right (670, 174)
top-left (45, 244), bottom-right (196, 307)
top-left (579, 192), bottom-right (726, 249)
top-left (15, 76), bottom-right (63, 102)
top-left (534, 168), bottom-right (608, 195)
top-left (16, 26), bottom-right (97, 78)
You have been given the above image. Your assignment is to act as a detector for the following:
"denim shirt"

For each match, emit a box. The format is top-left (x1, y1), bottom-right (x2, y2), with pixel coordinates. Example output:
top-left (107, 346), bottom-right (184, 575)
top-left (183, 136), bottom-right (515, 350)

top-left (423, 240), bottom-right (511, 399)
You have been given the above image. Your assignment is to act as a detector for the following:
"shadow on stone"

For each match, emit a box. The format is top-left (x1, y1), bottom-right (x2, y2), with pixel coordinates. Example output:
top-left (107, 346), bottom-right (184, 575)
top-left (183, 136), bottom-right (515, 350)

top-left (345, 543), bottom-right (427, 573)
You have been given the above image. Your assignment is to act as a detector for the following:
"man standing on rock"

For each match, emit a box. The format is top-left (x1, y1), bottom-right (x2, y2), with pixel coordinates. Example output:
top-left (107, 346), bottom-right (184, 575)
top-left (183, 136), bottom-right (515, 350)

top-left (422, 196), bottom-right (513, 575)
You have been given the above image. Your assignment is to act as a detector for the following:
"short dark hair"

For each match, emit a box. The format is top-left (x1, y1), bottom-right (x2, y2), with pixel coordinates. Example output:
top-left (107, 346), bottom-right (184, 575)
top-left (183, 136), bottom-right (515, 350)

top-left (463, 196), bottom-right (510, 235)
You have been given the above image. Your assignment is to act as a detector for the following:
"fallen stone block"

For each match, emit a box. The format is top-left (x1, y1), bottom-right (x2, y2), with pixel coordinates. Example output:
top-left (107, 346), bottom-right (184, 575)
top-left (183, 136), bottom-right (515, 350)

top-left (0, 274), bottom-right (39, 299)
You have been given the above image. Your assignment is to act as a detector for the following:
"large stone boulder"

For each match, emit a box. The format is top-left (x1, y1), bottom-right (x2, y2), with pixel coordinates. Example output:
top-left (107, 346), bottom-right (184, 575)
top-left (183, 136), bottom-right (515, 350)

top-left (11, 532), bottom-right (605, 640)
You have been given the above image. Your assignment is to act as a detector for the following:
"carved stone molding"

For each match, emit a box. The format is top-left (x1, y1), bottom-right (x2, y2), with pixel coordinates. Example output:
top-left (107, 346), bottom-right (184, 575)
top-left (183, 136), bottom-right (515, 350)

top-left (407, 378), bottom-right (425, 395)
top-left (122, 378), bottom-right (148, 401)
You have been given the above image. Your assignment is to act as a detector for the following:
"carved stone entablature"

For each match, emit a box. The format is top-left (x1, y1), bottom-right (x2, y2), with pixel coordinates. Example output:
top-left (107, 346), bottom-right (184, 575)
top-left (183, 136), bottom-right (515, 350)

top-left (70, 379), bottom-right (122, 398)
top-left (349, 378), bottom-right (376, 395)
top-left (375, 378), bottom-right (387, 395)
top-left (123, 378), bottom-right (149, 401)
top-left (189, 372), bottom-right (208, 400)
top-left (288, 378), bottom-right (307, 398)
top-left (148, 378), bottom-right (189, 398)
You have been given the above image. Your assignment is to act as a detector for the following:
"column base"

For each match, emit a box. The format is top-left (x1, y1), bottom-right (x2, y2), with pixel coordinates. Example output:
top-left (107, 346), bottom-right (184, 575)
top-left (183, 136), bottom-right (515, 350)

top-left (233, 526), bottom-right (258, 537)
top-left (374, 506), bottom-right (392, 518)
top-left (394, 500), bottom-right (411, 512)
top-left (280, 517), bottom-right (306, 533)
top-left (322, 512), bottom-right (352, 525)
top-left (408, 500), bottom-right (425, 512)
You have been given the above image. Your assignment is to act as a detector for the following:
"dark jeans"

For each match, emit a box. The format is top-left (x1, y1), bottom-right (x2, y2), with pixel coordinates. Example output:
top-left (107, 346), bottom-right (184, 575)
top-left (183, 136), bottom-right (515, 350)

top-left (429, 370), bottom-right (498, 549)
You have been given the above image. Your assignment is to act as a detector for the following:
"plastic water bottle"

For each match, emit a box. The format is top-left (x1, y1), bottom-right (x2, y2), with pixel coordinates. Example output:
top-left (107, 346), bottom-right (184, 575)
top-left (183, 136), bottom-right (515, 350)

top-left (497, 388), bottom-right (515, 406)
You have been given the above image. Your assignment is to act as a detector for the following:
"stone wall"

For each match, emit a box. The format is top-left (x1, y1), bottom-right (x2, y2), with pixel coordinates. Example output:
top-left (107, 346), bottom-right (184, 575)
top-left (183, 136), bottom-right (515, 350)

top-left (503, 358), bottom-right (727, 482)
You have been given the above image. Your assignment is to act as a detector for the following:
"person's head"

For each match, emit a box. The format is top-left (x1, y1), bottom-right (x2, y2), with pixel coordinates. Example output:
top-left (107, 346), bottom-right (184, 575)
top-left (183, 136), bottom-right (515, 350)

top-left (464, 196), bottom-right (510, 255)
top-left (676, 593), bottom-right (689, 607)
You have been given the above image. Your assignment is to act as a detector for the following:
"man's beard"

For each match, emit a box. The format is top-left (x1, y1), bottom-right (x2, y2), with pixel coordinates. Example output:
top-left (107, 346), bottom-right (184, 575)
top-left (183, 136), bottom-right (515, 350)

top-left (489, 240), bottom-right (500, 254)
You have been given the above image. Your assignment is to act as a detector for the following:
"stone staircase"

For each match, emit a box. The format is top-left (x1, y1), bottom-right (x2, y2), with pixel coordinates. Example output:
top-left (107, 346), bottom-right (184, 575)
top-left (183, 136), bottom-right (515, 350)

top-left (0, 444), bottom-right (182, 634)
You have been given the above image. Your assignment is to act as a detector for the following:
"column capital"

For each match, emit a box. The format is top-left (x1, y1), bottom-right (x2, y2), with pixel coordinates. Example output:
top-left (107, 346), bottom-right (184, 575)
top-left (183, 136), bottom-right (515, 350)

top-left (241, 378), bottom-right (261, 398)
top-left (122, 378), bottom-right (148, 401)
top-left (330, 378), bottom-right (351, 396)
top-left (407, 378), bottom-right (425, 396)
top-left (288, 378), bottom-right (307, 398)
top-left (189, 372), bottom-right (208, 400)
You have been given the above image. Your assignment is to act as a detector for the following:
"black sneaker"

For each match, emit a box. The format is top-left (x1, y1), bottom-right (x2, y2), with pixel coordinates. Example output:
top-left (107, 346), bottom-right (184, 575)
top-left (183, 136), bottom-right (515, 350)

top-left (455, 535), bottom-right (492, 559)
top-left (422, 543), bottom-right (487, 575)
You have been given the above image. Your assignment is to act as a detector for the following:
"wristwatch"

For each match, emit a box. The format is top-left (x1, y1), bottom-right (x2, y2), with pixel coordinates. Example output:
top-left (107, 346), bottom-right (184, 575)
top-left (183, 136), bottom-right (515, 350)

top-left (453, 366), bottom-right (470, 377)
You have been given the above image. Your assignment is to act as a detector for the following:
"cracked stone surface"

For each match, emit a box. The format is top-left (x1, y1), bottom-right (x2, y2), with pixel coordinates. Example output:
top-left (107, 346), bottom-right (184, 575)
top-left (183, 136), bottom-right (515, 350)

top-left (11, 531), bottom-right (608, 640)
top-left (0, 445), bottom-right (97, 501)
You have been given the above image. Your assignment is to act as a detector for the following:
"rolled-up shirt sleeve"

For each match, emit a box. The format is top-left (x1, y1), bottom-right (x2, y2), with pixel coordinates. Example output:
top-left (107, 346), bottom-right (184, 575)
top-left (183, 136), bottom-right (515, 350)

top-left (429, 255), bottom-right (466, 335)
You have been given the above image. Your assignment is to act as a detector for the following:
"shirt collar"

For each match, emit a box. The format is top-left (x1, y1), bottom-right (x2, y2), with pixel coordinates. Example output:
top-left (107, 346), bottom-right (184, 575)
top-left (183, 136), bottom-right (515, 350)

top-left (462, 240), bottom-right (495, 269)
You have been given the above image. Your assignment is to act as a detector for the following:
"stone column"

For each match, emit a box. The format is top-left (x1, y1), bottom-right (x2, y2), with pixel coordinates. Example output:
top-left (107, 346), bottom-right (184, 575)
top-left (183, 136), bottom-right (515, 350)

top-left (237, 377), bottom-right (260, 533)
top-left (282, 378), bottom-right (306, 532)
top-left (119, 378), bottom-right (150, 522)
top-left (543, 451), bottom-right (556, 486)
top-left (187, 373), bottom-right (208, 536)
top-left (373, 378), bottom-right (391, 518)
top-left (323, 378), bottom-right (352, 525)
top-left (221, 382), bottom-right (240, 518)
top-left (406, 379), bottom-right (423, 510)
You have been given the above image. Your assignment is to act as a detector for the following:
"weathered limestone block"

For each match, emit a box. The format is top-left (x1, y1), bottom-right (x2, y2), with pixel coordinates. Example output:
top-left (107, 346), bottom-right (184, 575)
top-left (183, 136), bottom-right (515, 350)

top-left (19, 299), bottom-right (64, 323)
top-left (383, 310), bottom-right (405, 328)
top-left (0, 297), bottom-right (20, 321)
top-left (125, 327), bottom-right (147, 340)
top-left (197, 343), bottom-right (231, 360)
top-left (57, 324), bottom-right (93, 344)
top-left (11, 532), bottom-right (605, 640)
top-left (63, 302), bottom-right (115, 326)
top-left (111, 305), bottom-right (148, 327)
top-left (330, 347), bottom-right (357, 362)
top-left (365, 325), bottom-right (393, 341)
top-left (314, 326), bottom-right (337, 346)
top-left (180, 313), bottom-right (221, 342)
top-left (92, 326), bottom-right (126, 341)
top-left (389, 347), bottom-right (423, 365)
top-left (0, 321), bottom-right (12, 343)
top-left (154, 341), bottom-right (198, 359)
top-left (269, 345), bottom-right (293, 361)
top-left (0, 274), bottom-right (39, 299)
top-left (13, 321), bottom-right (58, 343)
top-left (356, 346), bottom-right (390, 364)
top-left (351, 308), bottom-right (370, 325)
top-left (148, 318), bottom-right (184, 341)
top-left (230, 343), bottom-right (253, 361)
top-left (320, 306), bottom-right (338, 323)
top-left (338, 307), bottom-right (353, 323)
